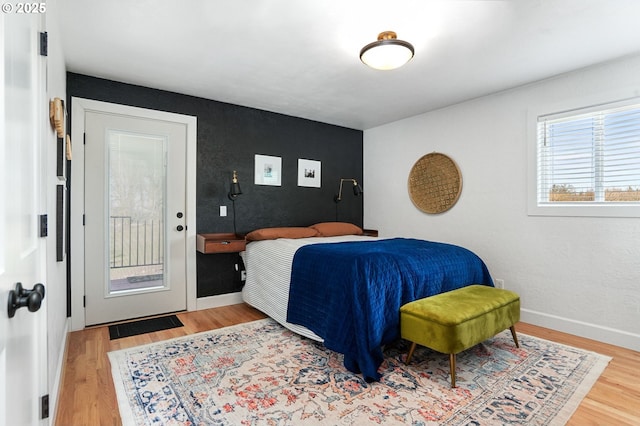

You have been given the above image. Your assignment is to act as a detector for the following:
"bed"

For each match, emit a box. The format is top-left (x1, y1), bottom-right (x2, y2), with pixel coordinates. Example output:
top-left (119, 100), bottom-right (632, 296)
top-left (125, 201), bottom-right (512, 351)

top-left (241, 223), bottom-right (493, 381)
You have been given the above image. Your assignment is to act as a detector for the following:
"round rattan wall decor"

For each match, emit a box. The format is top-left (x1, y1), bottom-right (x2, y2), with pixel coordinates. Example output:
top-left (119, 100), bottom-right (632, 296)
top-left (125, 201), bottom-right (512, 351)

top-left (408, 152), bottom-right (462, 214)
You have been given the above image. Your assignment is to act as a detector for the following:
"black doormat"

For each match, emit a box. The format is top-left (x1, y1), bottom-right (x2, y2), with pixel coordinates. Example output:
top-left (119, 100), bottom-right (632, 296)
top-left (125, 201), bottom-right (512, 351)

top-left (108, 315), bottom-right (183, 340)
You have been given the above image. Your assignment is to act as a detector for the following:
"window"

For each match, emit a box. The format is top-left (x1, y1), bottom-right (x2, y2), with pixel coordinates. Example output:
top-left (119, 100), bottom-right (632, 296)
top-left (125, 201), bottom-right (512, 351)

top-left (531, 98), bottom-right (640, 217)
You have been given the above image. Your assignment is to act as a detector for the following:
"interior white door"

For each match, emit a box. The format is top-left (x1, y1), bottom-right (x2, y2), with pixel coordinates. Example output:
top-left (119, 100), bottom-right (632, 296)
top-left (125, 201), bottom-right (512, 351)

top-left (0, 11), bottom-right (48, 426)
top-left (84, 110), bottom-right (188, 325)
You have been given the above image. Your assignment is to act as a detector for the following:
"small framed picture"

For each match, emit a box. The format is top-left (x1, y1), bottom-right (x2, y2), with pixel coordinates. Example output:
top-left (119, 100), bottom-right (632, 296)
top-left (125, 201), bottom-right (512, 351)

top-left (254, 154), bottom-right (282, 186)
top-left (297, 159), bottom-right (321, 188)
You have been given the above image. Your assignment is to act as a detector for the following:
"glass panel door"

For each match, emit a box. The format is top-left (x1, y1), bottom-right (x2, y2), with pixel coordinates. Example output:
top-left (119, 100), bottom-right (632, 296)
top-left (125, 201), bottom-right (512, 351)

top-left (84, 108), bottom-right (187, 326)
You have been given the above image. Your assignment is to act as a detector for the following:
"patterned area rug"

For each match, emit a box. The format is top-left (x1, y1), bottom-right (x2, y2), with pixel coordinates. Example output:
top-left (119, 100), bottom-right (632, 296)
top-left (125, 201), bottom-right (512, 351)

top-left (108, 318), bottom-right (610, 425)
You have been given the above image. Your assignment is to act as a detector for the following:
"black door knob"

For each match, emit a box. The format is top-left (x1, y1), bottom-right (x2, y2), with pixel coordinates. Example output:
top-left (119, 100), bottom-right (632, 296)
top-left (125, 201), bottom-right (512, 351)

top-left (7, 282), bottom-right (46, 318)
top-left (177, 212), bottom-right (183, 218)
top-left (177, 225), bottom-right (184, 231)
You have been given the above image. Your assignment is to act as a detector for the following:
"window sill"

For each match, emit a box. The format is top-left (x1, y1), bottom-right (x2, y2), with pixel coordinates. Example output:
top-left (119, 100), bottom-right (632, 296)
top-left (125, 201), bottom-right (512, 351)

top-left (527, 202), bottom-right (640, 218)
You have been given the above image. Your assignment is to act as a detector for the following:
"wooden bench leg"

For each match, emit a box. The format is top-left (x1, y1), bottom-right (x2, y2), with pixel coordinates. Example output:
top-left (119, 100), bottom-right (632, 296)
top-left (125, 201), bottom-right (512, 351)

top-left (405, 341), bottom-right (417, 364)
top-left (449, 353), bottom-right (456, 388)
top-left (510, 325), bottom-right (520, 348)
top-left (407, 342), bottom-right (457, 388)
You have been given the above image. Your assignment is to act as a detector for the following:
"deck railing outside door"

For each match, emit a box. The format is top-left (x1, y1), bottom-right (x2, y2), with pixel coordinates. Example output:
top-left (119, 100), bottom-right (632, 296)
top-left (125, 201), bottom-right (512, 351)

top-left (110, 215), bottom-right (164, 269)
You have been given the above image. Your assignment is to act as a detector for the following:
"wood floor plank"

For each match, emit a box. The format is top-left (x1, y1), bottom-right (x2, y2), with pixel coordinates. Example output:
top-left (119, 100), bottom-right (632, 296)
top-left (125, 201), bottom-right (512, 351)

top-left (54, 304), bottom-right (639, 425)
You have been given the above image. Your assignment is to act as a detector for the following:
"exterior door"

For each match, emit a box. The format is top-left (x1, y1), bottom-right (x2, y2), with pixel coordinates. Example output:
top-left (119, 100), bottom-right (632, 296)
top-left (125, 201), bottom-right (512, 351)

top-left (0, 11), bottom-right (48, 426)
top-left (84, 110), bottom-right (188, 325)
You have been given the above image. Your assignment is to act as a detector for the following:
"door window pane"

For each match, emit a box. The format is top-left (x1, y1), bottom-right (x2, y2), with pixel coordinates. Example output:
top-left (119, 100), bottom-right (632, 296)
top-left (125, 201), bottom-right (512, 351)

top-left (108, 131), bottom-right (167, 293)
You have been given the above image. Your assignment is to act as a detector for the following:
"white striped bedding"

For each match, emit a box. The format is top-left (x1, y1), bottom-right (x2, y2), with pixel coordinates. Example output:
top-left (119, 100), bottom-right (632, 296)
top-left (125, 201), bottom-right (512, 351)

top-left (240, 235), bottom-right (378, 341)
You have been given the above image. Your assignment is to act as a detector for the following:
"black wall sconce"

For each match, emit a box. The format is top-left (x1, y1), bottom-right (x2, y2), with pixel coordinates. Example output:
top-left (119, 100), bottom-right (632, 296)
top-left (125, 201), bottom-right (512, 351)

top-left (334, 178), bottom-right (363, 203)
top-left (228, 170), bottom-right (242, 235)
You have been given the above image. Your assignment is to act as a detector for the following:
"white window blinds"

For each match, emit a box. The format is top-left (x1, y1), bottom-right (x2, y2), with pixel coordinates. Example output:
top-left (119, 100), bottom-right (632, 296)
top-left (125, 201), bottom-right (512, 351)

top-left (537, 101), bottom-right (640, 205)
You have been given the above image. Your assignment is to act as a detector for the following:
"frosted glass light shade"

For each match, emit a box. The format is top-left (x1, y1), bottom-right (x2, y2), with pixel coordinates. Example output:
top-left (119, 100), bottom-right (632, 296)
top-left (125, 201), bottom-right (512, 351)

top-left (360, 31), bottom-right (414, 70)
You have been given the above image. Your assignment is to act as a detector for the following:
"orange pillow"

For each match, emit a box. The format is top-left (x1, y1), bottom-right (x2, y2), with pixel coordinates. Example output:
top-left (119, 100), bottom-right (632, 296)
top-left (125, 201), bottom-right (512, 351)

top-left (310, 222), bottom-right (364, 237)
top-left (245, 227), bottom-right (319, 241)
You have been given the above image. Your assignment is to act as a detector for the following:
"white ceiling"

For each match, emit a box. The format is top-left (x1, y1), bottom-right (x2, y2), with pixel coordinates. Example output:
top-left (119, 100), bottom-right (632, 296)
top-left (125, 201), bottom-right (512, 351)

top-left (57, 0), bottom-right (640, 130)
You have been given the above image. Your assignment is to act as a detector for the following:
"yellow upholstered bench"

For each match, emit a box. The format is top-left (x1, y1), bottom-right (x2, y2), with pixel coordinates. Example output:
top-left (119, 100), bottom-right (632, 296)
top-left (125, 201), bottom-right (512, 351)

top-left (400, 285), bottom-right (520, 387)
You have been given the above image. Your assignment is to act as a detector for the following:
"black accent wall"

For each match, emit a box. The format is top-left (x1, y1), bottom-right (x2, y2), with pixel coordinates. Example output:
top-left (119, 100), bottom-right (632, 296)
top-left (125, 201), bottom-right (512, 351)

top-left (67, 73), bottom-right (363, 297)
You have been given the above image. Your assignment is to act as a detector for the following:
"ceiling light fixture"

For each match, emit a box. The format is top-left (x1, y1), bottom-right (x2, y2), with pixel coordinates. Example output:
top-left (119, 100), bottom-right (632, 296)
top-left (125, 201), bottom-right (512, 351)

top-left (360, 31), bottom-right (414, 71)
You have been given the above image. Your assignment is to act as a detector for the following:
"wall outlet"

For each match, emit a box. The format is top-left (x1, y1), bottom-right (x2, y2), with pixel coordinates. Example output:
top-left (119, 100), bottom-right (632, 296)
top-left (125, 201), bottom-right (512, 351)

top-left (220, 205), bottom-right (227, 217)
top-left (494, 278), bottom-right (505, 289)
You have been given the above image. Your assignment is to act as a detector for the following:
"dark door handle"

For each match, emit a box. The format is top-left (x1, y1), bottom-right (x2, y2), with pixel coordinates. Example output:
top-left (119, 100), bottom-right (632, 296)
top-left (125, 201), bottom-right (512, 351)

top-left (176, 212), bottom-right (183, 218)
top-left (176, 225), bottom-right (184, 231)
top-left (7, 282), bottom-right (45, 318)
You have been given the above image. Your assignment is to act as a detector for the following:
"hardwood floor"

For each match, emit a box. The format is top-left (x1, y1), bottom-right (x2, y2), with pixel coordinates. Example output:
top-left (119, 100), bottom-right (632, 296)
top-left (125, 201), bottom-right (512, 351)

top-left (55, 304), bottom-right (640, 425)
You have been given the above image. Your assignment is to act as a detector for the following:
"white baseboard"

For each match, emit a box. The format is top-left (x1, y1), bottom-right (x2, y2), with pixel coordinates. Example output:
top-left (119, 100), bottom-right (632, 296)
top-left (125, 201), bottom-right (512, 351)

top-left (49, 318), bottom-right (70, 425)
top-left (521, 308), bottom-right (640, 352)
top-left (196, 292), bottom-right (244, 310)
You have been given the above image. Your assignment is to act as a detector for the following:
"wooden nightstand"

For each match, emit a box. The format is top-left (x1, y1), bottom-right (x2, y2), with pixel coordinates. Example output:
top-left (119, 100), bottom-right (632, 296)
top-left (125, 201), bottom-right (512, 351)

top-left (196, 233), bottom-right (246, 254)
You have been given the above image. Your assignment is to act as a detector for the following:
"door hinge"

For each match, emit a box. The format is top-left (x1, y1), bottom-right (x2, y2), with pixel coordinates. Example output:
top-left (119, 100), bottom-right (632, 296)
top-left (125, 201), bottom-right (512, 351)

top-left (41, 394), bottom-right (49, 419)
top-left (39, 214), bottom-right (48, 237)
top-left (83, 214), bottom-right (85, 226)
top-left (83, 132), bottom-right (86, 145)
top-left (83, 295), bottom-right (86, 307)
top-left (39, 32), bottom-right (48, 56)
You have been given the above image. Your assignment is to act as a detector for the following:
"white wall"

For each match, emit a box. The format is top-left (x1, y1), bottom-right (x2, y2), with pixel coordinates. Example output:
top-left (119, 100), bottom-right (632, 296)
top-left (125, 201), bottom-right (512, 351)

top-left (44, 0), bottom-right (68, 422)
top-left (364, 54), bottom-right (640, 351)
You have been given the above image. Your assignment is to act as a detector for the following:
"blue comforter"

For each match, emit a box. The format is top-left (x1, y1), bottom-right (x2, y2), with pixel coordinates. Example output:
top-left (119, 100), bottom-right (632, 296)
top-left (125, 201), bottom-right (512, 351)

top-left (286, 238), bottom-right (493, 381)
